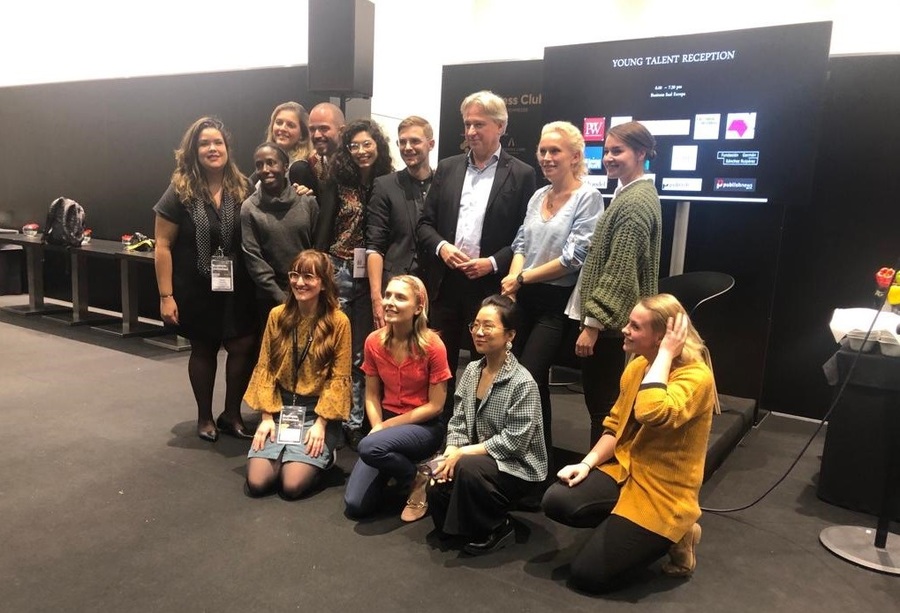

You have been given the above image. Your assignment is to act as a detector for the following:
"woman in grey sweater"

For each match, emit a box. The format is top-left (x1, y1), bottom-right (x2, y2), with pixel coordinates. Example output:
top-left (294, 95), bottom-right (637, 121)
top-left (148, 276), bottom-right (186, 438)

top-left (241, 142), bottom-right (319, 331)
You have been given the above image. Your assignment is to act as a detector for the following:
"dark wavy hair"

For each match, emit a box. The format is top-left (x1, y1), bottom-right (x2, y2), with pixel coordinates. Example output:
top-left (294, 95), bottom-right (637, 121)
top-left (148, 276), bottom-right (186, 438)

top-left (171, 116), bottom-right (249, 203)
top-left (329, 119), bottom-right (393, 187)
top-left (270, 250), bottom-right (342, 376)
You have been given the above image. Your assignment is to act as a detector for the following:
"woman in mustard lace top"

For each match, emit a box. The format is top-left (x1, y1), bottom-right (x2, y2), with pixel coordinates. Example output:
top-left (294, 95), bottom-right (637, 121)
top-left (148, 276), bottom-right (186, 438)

top-left (244, 249), bottom-right (351, 500)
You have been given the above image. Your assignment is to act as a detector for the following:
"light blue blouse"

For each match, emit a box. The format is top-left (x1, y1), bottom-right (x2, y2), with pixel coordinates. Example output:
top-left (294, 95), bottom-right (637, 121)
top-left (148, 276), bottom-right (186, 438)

top-left (511, 183), bottom-right (604, 287)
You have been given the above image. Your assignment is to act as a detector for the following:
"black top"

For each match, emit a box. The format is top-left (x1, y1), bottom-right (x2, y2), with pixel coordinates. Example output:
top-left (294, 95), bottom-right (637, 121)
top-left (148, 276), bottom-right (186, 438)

top-left (153, 183), bottom-right (256, 341)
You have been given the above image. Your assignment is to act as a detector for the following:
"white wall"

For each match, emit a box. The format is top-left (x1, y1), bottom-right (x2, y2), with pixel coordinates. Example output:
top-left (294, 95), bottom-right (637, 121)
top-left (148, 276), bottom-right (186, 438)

top-left (2, 0), bottom-right (896, 159)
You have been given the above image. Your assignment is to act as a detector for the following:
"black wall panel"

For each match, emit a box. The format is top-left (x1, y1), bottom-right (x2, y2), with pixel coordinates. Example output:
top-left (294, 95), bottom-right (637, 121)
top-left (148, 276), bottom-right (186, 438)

top-left (763, 54), bottom-right (900, 418)
top-left (0, 66), bottom-right (328, 315)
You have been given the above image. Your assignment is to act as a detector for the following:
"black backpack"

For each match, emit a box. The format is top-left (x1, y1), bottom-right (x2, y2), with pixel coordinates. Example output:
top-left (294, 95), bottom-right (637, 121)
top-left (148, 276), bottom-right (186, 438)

top-left (42, 197), bottom-right (85, 247)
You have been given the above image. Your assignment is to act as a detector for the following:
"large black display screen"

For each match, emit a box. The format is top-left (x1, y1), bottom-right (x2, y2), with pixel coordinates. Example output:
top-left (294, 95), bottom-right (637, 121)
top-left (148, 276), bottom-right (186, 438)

top-left (543, 22), bottom-right (832, 203)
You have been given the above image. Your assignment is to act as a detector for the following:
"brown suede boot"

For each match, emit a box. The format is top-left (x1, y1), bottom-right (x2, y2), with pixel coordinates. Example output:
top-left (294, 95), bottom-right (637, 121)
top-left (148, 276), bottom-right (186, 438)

top-left (662, 523), bottom-right (702, 577)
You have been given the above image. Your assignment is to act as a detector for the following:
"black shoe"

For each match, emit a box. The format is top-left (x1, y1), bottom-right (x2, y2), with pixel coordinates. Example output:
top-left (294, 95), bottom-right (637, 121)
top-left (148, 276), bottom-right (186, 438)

top-left (346, 428), bottom-right (364, 452)
top-left (216, 415), bottom-right (253, 440)
top-left (197, 422), bottom-right (218, 442)
top-left (463, 519), bottom-right (515, 556)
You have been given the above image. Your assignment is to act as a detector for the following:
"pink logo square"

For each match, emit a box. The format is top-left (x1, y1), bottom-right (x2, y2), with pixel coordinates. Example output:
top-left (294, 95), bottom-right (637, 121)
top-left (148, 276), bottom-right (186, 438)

top-left (583, 117), bottom-right (606, 142)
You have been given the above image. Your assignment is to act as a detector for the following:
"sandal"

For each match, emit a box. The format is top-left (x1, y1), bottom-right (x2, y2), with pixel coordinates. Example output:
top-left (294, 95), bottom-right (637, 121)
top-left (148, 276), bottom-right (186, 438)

top-left (401, 473), bottom-right (429, 522)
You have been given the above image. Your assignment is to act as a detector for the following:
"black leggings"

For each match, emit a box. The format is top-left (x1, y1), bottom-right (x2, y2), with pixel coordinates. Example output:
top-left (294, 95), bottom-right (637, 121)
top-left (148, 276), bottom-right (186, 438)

top-left (542, 470), bottom-right (671, 593)
top-left (579, 335), bottom-right (629, 447)
top-left (513, 283), bottom-right (572, 455)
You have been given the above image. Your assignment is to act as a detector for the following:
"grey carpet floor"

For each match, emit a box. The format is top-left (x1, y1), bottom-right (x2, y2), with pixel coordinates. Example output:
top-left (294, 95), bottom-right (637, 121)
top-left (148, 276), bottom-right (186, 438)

top-left (1, 296), bottom-right (898, 612)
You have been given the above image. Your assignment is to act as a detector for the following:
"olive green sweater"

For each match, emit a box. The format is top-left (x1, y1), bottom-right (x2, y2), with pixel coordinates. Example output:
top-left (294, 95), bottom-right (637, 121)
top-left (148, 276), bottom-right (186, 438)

top-left (578, 179), bottom-right (661, 330)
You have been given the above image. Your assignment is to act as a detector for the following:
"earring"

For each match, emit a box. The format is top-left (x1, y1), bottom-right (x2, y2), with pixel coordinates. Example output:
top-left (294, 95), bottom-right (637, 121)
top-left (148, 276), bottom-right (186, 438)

top-left (505, 340), bottom-right (512, 355)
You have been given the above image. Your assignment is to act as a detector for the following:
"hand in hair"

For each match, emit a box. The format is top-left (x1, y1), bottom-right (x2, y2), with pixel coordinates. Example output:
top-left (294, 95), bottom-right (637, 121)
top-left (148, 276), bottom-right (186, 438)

top-left (659, 312), bottom-right (689, 359)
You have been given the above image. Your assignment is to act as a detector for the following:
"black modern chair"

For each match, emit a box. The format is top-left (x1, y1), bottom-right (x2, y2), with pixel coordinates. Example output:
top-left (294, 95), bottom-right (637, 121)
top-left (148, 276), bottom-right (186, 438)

top-left (657, 270), bottom-right (735, 317)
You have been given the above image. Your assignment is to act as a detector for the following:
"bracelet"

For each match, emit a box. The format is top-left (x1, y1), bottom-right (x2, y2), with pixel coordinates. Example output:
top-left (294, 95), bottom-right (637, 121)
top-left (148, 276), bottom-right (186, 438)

top-left (159, 294), bottom-right (173, 299)
top-left (579, 461), bottom-right (593, 470)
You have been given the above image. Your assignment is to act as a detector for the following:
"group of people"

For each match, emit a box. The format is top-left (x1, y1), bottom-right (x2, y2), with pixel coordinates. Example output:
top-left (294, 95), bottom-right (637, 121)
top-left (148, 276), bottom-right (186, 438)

top-left (151, 90), bottom-right (719, 594)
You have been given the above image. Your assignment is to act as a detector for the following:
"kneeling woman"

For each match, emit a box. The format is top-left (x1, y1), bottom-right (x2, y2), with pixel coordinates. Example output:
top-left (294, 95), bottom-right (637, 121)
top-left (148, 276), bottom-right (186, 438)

top-left (427, 295), bottom-right (548, 556)
top-left (243, 250), bottom-right (351, 500)
top-left (344, 275), bottom-right (452, 521)
top-left (542, 294), bottom-right (718, 593)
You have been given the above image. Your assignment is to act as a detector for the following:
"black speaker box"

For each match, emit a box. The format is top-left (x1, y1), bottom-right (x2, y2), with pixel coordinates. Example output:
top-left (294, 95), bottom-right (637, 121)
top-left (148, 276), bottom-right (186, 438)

top-left (308, 0), bottom-right (374, 98)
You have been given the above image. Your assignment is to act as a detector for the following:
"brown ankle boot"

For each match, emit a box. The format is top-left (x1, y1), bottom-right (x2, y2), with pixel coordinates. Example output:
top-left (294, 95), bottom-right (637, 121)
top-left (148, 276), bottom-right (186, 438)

top-left (662, 523), bottom-right (702, 577)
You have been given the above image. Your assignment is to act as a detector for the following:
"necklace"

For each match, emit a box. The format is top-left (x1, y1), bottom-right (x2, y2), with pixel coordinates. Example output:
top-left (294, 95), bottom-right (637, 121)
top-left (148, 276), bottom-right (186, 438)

top-left (545, 188), bottom-right (571, 214)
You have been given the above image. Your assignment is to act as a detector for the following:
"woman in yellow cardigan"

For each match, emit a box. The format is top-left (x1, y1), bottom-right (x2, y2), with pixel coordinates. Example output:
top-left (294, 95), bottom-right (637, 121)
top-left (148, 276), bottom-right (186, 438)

top-left (243, 249), bottom-right (351, 500)
top-left (542, 293), bottom-right (718, 593)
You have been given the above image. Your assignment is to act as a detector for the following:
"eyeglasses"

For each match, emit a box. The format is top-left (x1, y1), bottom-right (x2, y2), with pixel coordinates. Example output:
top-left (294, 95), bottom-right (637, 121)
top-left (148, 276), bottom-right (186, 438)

top-left (468, 322), bottom-right (504, 334)
top-left (397, 137), bottom-right (425, 148)
top-left (347, 140), bottom-right (376, 153)
top-left (288, 271), bottom-right (319, 283)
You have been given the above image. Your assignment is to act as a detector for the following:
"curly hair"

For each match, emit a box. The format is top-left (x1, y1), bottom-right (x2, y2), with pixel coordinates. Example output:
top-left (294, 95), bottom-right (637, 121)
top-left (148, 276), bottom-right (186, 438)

top-left (265, 101), bottom-right (313, 163)
top-left (328, 119), bottom-right (393, 187)
top-left (271, 250), bottom-right (342, 377)
top-left (171, 116), bottom-right (249, 203)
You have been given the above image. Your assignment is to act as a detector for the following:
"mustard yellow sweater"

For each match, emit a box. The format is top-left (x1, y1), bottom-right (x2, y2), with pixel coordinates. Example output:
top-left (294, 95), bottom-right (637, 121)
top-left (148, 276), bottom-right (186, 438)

top-left (599, 356), bottom-right (715, 542)
top-left (243, 305), bottom-right (351, 421)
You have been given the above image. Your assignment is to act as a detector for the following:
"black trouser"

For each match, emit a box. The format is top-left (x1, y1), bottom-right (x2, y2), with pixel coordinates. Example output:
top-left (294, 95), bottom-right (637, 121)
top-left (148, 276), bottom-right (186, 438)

top-left (427, 455), bottom-right (535, 538)
top-left (579, 334), bottom-right (628, 446)
top-left (542, 470), bottom-right (671, 593)
top-left (513, 283), bottom-right (573, 456)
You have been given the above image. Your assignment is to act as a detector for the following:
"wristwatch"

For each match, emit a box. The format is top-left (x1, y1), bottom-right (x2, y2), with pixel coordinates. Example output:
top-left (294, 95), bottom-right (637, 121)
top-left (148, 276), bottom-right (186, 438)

top-left (516, 272), bottom-right (525, 285)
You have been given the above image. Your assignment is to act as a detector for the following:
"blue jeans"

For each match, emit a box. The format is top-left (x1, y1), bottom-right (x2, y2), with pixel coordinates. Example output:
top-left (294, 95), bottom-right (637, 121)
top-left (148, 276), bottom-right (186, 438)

top-left (331, 256), bottom-right (372, 430)
top-left (343, 419), bottom-right (443, 518)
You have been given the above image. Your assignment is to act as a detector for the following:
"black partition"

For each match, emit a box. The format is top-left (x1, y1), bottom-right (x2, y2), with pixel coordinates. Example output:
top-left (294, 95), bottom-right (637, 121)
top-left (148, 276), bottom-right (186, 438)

top-left (0, 65), bottom-right (328, 316)
top-left (763, 54), bottom-right (900, 418)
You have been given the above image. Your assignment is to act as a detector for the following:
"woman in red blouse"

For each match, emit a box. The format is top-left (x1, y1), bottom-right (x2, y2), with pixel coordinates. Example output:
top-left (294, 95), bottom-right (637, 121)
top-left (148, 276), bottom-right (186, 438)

top-left (343, 275), bottom-right (452, 522)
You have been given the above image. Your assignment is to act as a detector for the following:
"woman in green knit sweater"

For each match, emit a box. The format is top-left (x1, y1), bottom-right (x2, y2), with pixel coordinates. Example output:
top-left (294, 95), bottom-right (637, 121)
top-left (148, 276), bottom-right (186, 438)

top-left (543, 293), bottom-right (719, 593)
top-left (566, 121), bottom-right (662, 446)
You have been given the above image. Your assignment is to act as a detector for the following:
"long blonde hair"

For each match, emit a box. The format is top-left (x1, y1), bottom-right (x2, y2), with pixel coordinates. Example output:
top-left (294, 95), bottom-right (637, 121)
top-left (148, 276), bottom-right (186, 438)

top-left (265, 102), bottom-right (313, 162)
top-left (640, 293), bottom-right (720, 413)
top-left (378, 275), bottom-right (432, 357)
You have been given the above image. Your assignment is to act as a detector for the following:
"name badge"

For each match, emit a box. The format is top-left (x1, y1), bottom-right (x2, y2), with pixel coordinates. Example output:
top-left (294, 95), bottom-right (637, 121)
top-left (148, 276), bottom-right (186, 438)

top-left (353, 247), bottom-right (368, 279)
top-left (211, 251), bottom-right (234, 292)
top-left (277, 404), bottom-right (306, 444)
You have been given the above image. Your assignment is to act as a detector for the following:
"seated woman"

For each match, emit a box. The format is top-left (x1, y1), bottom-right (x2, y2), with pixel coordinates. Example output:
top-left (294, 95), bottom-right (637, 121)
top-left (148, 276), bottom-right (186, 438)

top-left (542, 293), bottom-right (719, 593)
top-left (344, 275), bottom-right (452, 521)
top-left (426, 295), bottom-right (548, 556)
top-left (241, 142), bottom-right (319, 332)
top-left (243, 250), bottom-right (351, 500)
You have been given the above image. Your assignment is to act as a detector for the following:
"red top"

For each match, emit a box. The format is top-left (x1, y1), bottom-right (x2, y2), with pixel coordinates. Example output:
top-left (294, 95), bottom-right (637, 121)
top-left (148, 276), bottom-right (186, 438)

top-left (361, 330), bottom-right (452, 415)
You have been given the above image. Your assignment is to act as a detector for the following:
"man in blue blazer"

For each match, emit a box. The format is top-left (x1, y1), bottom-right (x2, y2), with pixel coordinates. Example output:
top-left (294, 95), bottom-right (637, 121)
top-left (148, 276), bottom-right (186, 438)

top-left (366, 116), bottom-right (436, 328)
top-left (417, 91), bottom-right (536, 412)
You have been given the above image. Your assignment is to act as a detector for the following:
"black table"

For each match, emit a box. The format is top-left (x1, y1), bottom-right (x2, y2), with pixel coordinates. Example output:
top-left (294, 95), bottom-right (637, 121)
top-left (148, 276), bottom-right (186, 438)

top-left (0, 233), bottom-right (167, 337)
top-left (818, 345), bottom-right (900, 573)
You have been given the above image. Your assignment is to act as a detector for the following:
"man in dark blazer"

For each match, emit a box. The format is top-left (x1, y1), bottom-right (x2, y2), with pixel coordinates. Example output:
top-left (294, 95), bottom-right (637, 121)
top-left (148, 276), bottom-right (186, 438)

top-left (366, 116), bottom-right (436, 328)
top-left (417, 90), bottom-right (536, 412)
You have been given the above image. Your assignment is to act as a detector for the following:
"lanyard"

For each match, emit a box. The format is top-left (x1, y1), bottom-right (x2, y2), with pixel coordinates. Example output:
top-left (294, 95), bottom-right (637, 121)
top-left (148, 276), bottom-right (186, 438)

top-left (291, 326), bottom-right (313, 405)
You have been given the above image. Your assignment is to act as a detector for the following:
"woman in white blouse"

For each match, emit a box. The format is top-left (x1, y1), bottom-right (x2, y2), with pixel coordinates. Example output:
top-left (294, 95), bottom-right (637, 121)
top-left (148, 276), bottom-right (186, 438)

top-left (501, 121), bottom-right (603, 453)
